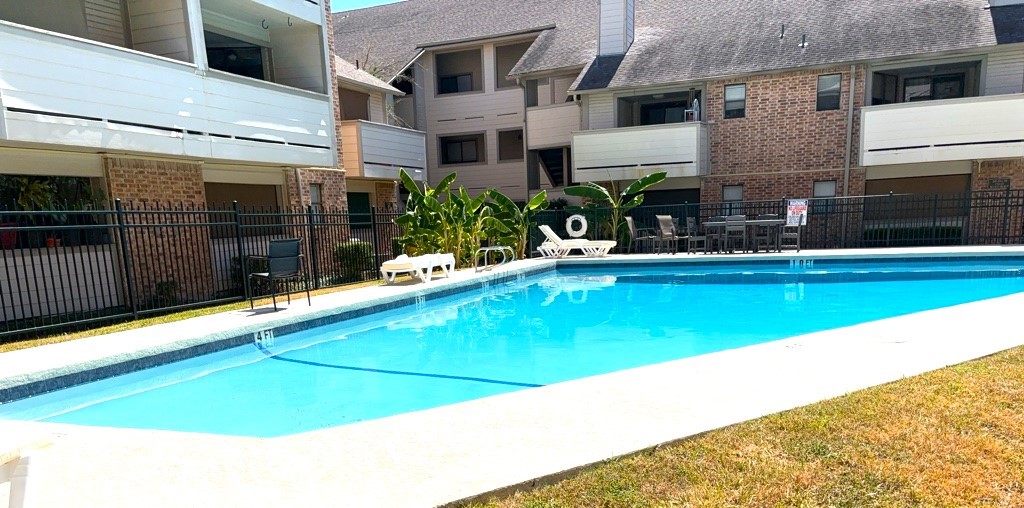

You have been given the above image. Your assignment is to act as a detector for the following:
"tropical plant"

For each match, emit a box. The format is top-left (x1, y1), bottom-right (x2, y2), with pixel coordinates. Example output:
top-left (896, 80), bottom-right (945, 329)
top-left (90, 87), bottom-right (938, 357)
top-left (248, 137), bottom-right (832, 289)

top-left (563, 172), bottom-right (668, 243)
top-left (484, 190), bottom-right (548, 260)
top-left (394, 169), bottom-right (489, 268)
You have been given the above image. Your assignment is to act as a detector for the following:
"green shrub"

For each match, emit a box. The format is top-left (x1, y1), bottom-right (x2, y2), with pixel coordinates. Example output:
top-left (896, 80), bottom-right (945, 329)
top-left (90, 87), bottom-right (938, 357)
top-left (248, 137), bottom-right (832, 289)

top-left (335, 241), bottom-right (374, 283)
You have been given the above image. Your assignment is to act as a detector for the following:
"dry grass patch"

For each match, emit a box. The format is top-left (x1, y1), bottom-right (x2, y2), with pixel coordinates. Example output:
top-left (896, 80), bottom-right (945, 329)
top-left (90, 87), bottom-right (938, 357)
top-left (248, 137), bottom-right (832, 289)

top-left (473, 347), bottom-right (1024, 508)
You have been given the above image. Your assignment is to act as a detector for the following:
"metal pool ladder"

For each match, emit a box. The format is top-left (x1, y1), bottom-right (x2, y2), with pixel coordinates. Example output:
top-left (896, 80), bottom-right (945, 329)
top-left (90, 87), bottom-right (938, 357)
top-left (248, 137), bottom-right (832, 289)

top-left (474, 246), bottom-right (515, 272)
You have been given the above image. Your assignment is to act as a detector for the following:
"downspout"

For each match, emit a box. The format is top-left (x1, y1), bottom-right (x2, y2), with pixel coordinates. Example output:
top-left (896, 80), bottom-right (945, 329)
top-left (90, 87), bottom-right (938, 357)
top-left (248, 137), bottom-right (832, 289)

top-left (842, 64), bottom-right (857, 197)
top-left (841, 64), bottom-right (857, 247)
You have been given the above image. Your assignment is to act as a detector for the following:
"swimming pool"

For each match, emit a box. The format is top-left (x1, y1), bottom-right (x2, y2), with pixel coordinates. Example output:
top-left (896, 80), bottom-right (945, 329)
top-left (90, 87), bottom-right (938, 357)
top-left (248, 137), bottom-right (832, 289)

top-left (2, 256), bottom-right (1023, 437)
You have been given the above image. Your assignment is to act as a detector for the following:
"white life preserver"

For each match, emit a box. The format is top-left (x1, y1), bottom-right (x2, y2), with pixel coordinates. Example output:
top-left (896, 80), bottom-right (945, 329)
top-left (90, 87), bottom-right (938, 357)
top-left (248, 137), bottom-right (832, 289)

top-left (566, 214), bottom-right (588, 238)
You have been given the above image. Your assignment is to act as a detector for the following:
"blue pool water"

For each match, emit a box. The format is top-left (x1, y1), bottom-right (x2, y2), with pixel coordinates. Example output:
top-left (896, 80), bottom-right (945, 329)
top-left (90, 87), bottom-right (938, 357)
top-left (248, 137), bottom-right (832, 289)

top-left (2, 258), bottom-right (1023, 437)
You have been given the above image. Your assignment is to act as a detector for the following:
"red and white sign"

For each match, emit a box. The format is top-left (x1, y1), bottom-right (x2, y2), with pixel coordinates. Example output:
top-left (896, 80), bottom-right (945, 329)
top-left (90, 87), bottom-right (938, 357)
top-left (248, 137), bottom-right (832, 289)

top-left (786, 199), bottom-right (808, 226)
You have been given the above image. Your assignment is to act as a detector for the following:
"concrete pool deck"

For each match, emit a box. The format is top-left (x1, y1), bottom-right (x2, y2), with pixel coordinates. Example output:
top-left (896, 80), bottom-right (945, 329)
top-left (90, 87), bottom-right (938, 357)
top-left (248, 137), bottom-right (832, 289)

top-left (2, 246), bottom-right (1024, 507)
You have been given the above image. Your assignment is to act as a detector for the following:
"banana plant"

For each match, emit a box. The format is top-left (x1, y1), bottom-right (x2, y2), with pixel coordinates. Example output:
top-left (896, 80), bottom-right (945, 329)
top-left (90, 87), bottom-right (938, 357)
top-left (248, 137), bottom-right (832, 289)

top-left (563, 172), bottom-right (667, 243)
top-left (484, 189), bottom-right (548, 260)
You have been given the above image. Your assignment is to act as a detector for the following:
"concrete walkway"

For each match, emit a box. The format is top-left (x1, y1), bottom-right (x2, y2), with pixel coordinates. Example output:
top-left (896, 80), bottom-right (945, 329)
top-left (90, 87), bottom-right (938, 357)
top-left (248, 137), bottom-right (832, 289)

top-left (1, 247), bottom-right (1023, 507)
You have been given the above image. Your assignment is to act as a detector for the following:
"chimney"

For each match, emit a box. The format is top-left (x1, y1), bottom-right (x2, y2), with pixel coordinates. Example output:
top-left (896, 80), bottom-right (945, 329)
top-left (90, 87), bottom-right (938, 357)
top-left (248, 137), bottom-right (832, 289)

top-left (598, 0), bottom-right (635, 56)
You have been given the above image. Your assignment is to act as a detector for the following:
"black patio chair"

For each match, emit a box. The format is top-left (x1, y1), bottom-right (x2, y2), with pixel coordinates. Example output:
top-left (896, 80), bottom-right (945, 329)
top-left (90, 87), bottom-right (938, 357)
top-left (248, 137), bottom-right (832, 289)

top-left (247, 238), bottom-right (311, 311)
top-left (655, 215), bottom-right (686, 254)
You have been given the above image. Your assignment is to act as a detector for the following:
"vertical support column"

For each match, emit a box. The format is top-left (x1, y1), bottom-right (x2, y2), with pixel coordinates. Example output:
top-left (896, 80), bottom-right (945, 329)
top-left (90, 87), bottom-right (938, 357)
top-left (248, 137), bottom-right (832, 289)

top-left (306, 205), bottom-right (321, 289)
top-left (182, 0), bottom-right (208, 71)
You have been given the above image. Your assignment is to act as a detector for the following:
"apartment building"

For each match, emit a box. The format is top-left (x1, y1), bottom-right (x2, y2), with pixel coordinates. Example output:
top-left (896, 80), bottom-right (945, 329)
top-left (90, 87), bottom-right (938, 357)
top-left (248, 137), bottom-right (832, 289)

top-left (0, 0), bottom-right (341, 210)
top-left (333, 0), bottom-right (1024, 205)
top-left (334, 56), bottom-right (426, 213)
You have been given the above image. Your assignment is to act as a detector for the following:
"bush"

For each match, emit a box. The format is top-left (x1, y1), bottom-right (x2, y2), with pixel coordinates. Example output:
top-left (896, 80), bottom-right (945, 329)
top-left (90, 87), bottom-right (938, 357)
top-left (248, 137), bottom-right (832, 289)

top-left (334, 241), bottom-right (374, 283)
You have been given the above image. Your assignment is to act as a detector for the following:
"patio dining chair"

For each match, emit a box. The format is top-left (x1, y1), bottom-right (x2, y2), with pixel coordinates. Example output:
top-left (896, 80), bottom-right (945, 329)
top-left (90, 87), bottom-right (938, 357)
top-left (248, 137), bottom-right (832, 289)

top-left (625, 216), bottom-right (658, 253)
top-left (705, 215), bottom-right (727, 253)
top-left (247, 238), bottom-right (311, 311)
top-left (684, 217), bottom-right (708, 254)
top-left (780, 215), bottom-right (803, 252)
top-left (655, 215), bottom-right (686, 254)
top-left (724, 214), bottom-right (748, 253)
top-left (754, 214), bottom-right (781, 252)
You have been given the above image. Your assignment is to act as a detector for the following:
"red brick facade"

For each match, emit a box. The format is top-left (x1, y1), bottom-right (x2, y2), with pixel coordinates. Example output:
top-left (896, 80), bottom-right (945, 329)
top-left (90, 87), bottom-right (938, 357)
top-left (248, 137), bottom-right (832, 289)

top-left (701, 65), bottom-right (868, 201)
top-left (102, 156), bottom-right (214, 305)
top-left (374, 181), bottom-right (398, 210)
top-left (286, 167), bottom-right (349, 210)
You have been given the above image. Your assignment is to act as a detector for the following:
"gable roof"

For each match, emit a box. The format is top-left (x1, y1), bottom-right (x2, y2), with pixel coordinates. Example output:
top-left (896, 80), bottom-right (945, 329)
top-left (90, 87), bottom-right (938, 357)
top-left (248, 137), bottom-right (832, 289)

top-left (335, 56), bottom-right (403, 95)
top-left (332, 0), bottom-right (595, 81)
top-left (333, 0), bottom-right (1024, 92)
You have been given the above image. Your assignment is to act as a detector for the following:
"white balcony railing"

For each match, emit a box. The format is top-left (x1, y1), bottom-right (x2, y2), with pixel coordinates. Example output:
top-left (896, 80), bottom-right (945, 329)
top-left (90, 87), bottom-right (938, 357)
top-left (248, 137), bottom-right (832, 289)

top-left (339, 120), bottom-right (427, 181)
top-left (526, 103), bottom-right (579, 150)
top-left (571, 122), bottom-right (709, 182)
top-left (0, 21), bottom-right (333, 167)
top-left (860, 93), bottom-right (1024, 166)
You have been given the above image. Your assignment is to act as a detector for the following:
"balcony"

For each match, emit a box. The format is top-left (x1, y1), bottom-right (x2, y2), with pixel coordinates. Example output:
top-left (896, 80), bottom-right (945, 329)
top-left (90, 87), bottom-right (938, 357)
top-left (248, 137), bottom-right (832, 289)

top-left (526, 103), bottom-right (579, 150)
top-left (571, 122), bottom-right (709, 182)
top-left (339, 120), bottom-right (427, 181)
top-left (861, 93), bottom-right (1024, 166)
top-left (0, 19), bottom-right (332, 167)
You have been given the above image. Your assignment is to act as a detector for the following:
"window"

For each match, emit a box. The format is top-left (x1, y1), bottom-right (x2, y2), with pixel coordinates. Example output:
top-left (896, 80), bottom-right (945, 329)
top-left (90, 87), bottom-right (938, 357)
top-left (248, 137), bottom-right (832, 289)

top-left (495, 42), bottom-right (532, 89)
top-left (435, 49), bottom-right (481, 95)
top-left (724, 84), bottom-right (746, 119)
top-left (816, 74), bottom-right (842, 111)
top-left (812, 180), bottom-right (837, 214)
top-left (440, 134), bottom-right (485, 165)
top-left (723, 184), bottom-right (744, 215)
top-left (309, 184), bottom-right (323, 212)
top-left (498, 129), bottom-right (524, 161)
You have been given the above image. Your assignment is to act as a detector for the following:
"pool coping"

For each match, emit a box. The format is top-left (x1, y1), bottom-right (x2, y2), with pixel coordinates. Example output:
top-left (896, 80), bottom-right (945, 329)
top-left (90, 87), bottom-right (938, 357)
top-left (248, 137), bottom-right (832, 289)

top-left (3, 245), bottom-right (1024, 403)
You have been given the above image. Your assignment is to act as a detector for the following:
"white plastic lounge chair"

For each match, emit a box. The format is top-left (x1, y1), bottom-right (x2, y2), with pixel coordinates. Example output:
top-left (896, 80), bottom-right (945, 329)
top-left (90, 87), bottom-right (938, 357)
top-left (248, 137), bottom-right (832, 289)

top-left (380, 253), bottom-right (455, 284)
top-left (537, 225), bottom-right (616, 258)
top-left (1, 434), bottom-right (51, 508)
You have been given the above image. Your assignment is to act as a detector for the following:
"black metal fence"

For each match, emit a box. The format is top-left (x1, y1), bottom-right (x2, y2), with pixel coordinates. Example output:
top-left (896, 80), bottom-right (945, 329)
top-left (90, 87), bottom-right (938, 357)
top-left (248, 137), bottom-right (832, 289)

top-left (534, 190), bottom-right (1024, 252)
top-left (3, 190), bottom-right (1024, 340)
top-left (0, 200), bottom-right (401, 341)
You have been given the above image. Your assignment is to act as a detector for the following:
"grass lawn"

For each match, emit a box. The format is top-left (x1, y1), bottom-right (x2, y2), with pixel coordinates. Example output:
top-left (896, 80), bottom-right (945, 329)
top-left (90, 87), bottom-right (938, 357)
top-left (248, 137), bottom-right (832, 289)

top-left (0, 279), bottom-right (387, 354)
top-left (472, 347), bottom-right (1024, 507)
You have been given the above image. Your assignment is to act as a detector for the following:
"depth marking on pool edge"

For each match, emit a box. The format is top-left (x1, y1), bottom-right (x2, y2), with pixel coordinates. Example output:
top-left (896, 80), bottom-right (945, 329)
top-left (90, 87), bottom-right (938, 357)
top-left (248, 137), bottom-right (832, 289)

top-left (791, 259), bottom-right (815, 269)
top-left (253, 343), bottom-right (543, 388)
top-left (253, 329), bottom-right (275, 347)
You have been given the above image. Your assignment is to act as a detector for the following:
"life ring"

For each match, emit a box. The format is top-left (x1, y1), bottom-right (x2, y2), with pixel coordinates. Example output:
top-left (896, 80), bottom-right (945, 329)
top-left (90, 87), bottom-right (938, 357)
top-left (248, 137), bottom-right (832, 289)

top-left (566, 214), bottom-right (588, 238)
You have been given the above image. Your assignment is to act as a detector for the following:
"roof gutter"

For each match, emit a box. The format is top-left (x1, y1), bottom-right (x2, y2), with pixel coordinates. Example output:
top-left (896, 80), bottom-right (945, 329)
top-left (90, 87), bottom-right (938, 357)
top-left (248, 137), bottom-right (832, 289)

top-left (388, 49), bottom-right (426, 84)
top-left (416, 25), bottom-right (555, 51)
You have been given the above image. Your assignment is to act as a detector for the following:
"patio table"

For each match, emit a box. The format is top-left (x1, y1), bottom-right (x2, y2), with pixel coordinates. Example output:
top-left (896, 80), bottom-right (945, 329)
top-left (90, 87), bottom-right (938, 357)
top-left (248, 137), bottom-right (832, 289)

top-left (702, 219), bottom-right (785, 253)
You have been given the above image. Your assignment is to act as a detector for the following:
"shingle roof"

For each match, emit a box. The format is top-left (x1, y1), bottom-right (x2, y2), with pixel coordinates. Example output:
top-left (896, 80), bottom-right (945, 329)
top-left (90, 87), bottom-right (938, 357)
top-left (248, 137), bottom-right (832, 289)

top-left (335, 56), bottom-right (402, 95)
top-left (333, 0), bottom-right (1024, 92)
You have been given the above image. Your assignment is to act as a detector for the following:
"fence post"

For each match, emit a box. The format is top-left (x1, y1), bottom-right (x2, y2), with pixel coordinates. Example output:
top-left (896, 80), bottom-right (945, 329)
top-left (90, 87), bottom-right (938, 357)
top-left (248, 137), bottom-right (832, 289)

top-left (306, 205), bottom-right (321, 290)
top-left (113, 199), bottom-right (138, 319)
top-left (1003, 189), bottom-right (1011, 244)
top-left (369, 206), bottom-right (381, 273)
top-left (233, 201), bottom-right (247, 300)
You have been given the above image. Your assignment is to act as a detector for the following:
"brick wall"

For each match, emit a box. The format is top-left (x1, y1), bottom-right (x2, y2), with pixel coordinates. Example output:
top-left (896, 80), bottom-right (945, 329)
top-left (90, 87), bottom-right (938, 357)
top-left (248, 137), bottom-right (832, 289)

top-left (285, 168), bottom-right (348, 210)
top-left (374, 181), bottom-right (398, 210)
top-left (969, 159), bottom-right (1024, 243)
top-left (102, 156), bottom-right (214, 306)
top-left (702, 65), bottom-right (867, 201)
